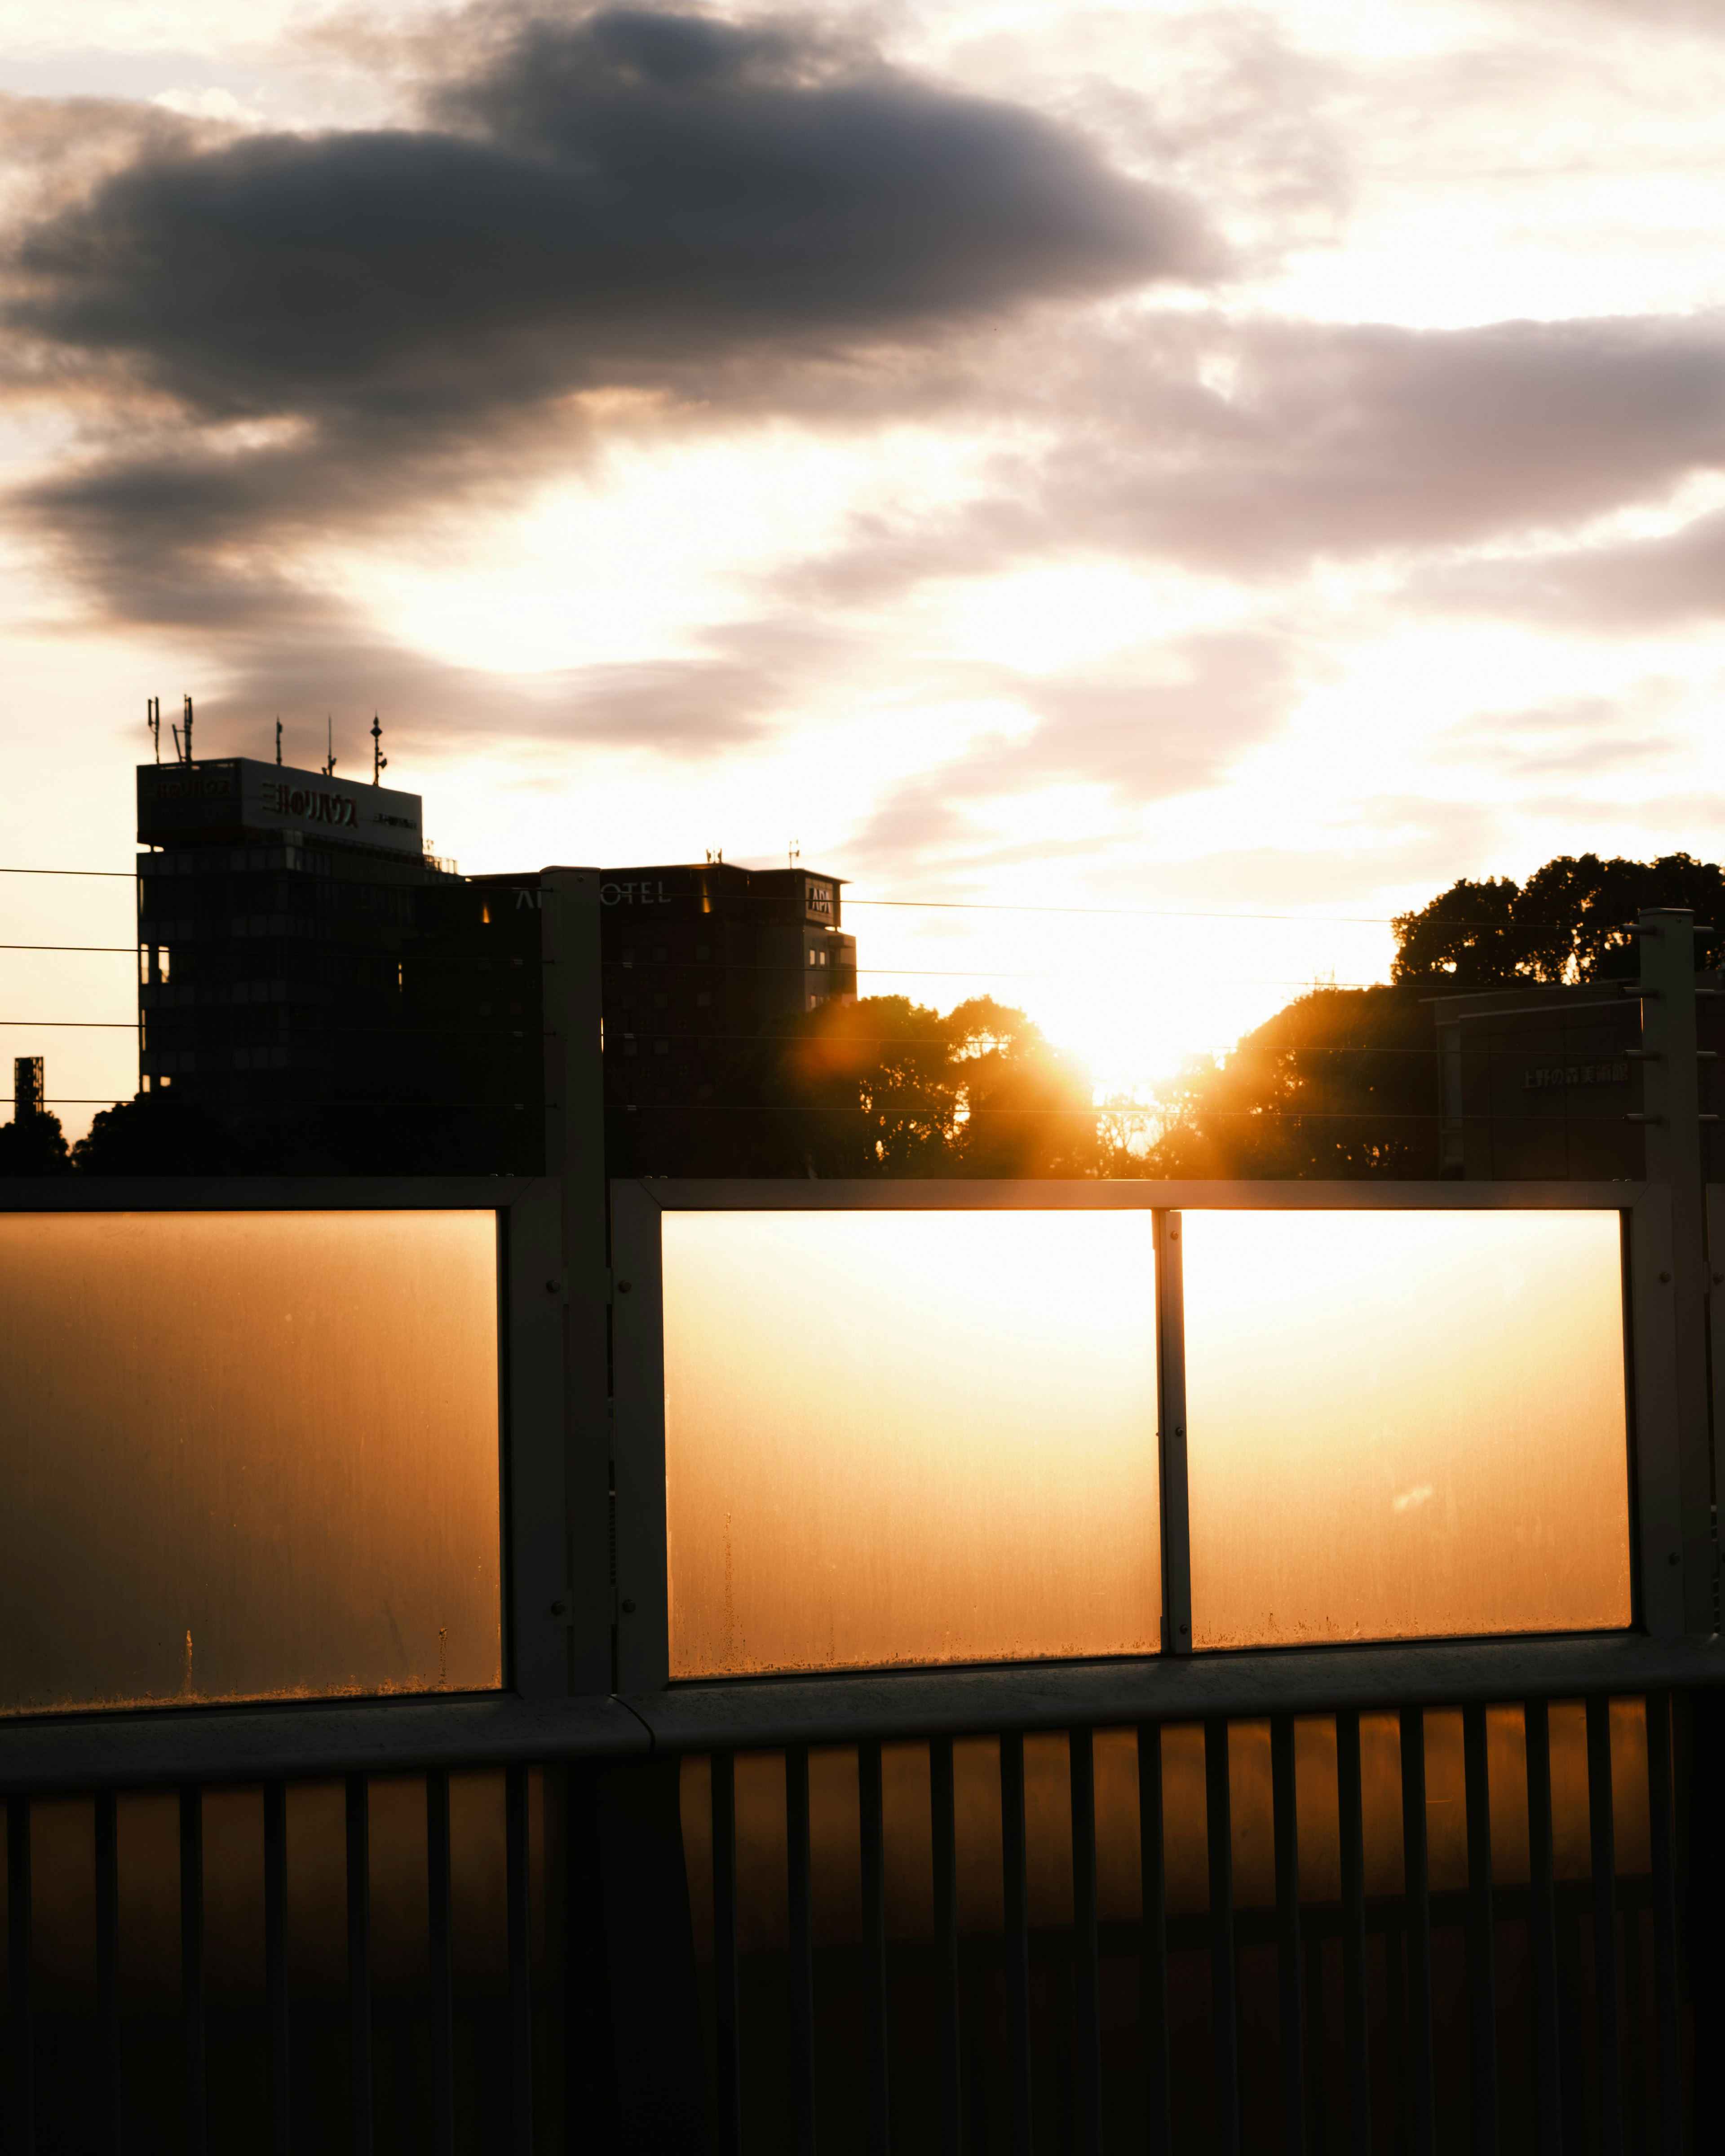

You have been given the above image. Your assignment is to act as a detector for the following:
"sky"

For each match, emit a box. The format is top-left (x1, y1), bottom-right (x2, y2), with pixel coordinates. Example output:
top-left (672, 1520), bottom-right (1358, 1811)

top-left (4, 0), bottom-right (1725, 1135)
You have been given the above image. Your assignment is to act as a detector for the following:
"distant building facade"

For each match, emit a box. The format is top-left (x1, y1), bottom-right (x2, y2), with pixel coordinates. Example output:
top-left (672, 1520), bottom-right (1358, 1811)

top-left (136, 758), bottom-right (452, 1145)
top-left (136, 756), bottom-right (856, 1170)
top-left (1429, 978), bottom-right (1724, 1178)
top-left (400, 859), bottom-right (856, 1171)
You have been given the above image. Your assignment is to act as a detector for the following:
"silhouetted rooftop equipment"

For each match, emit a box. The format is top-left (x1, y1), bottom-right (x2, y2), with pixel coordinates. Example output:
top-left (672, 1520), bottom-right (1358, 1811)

top-left (12, 1056), bottom-right (42, 1120)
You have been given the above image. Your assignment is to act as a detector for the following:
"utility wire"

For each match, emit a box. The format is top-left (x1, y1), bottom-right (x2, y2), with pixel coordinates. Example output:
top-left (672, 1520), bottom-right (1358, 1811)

top-left (0, 860), bottom-right (1700, 935)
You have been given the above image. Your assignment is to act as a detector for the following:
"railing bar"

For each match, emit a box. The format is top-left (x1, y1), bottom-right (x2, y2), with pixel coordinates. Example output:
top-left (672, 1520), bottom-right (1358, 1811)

top-left (427, 1767), bottom-right (456, 2156)
top-left (1400, 1708), bottom-right (1436, 2156)
top-left (1303, 1929), bottom-right (1327, 2154)
top-left (95, 1788), bottom-right (119, 2156)
top-left (1000, 1732), bottom-right (1033, 2156)
top-left (1524, 1699), bottom-right (1563, 2156)
top-left (1643, 1692), bottom-right (1682, 2156)
top-left (1270, 1713), bottom-right (1305, 2156)
top-left (1587, 1695), bottom-right (1625, 2156)
top-left (180, 1784), bottom-right (206, 2156)
top-left (1622, 1884), bottom-right (1647, 2156)
top-left (930, 1736), bottom-right (963, 2156)
top-left (564, 1763), bottom-right (613, 2156)
top-left (1461, 1703), bottom-right (1499, 2156)
top-left (9, 1794), bottom-right (33, 2156)
top-left (507, 1763), bottom-right (535, 2156)
top-left (265, 1778), bottom-right (291, 2156)
top-left (711, 1750), bottom-right (743, 2156)
top-left (1069, 1727), bottom-right (1103, 2156)
top-left (786, 1743), bottom-right (817, 2156)
top-left (345, 1773), bottom-right (373, 2156)
top-left (1137, 1723), bottom-right (1172, 2156)
top-left (1204, 1716), bottom-right (1240, 2156)
top-left (1336, 1710), bottom-right (1371, 2156)
top-left (859, 1739), bottom-right (891, 2156)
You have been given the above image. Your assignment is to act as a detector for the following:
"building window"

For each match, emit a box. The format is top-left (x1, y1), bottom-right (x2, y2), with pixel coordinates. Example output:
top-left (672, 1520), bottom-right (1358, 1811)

top-left (696, 991), bottom-right (712, 1008)
top-left (653, 947), bottom-right (668, 962)
top-left (695, 944), bottom-right (711, 961)
top-left (655, 1038), bottom-right (670, 1055)
top-left (621, 949), bottom-right (636, 968)
top-left (654, 993), bottom-right (668, 1009)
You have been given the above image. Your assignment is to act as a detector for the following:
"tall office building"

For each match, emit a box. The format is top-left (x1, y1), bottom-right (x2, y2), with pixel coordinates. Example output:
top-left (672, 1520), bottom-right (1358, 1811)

top-left (137, 757), bottom-right (452, 1152)
top-left (137, 755), bottom-right (857, 1171)
top-left (400, 858), bottom-right (856, 1172)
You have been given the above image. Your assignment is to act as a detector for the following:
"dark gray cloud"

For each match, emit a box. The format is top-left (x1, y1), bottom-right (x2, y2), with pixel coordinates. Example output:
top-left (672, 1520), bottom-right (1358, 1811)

top-left (779, 310), bottom-right (1725, 607)
top-left (2, 6), bottom-right (1209, 637)
top-left (8, 10), bottom-right (1206, 424)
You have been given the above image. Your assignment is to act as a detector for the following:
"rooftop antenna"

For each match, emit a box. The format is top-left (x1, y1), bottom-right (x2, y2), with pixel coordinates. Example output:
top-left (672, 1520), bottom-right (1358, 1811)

top-left (372, 713), bottom-right (387, 786)
top-left (147, 697), bottom-right (160, 764)
top-left (323, 715), bottom-right (336, 778)
top-left (274, 718), bottom-right (282, 767)
top-left (706, 847), bottom-right (724, 865)
top-left (789, 839), bottom-right (800, 867)
top-left (182, 694), bottom-right (193, 764)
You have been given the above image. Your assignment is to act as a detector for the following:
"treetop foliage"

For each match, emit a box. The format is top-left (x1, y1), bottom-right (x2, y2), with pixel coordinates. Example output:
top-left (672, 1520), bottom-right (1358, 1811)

top-left (1150, 848), bottom-right (1723, 1179)
top-left (1390, 852), bottom-right (1725, 988)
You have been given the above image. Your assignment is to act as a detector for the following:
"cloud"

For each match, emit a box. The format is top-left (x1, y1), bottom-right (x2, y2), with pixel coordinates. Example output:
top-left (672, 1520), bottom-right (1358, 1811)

top-left (1013, 313), bottom-right (1725, 572)
top-left (8, 11), bottom-right (1206, 424)
top-left (1425, 506), bottom-right (1725, 632)
top-left (777, 309), bottom-right (1725, 610)
top-left (839, 625), bottom-right (1298, 876)
top-left (1, 6), bottom-right (1211, 638)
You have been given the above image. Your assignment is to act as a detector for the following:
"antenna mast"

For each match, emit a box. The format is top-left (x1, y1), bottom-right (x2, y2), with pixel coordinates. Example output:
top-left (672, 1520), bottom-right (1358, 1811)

top-left (323, 716), bottom-right (336, 778)
top-left (275, 718), bottom-right (283, 767)
top-left (182, 694), bottom-right (193, 764)
top-left (147, 697), bottom-right (160, 763)
top-left (372, 714), bottom-right (387, 786)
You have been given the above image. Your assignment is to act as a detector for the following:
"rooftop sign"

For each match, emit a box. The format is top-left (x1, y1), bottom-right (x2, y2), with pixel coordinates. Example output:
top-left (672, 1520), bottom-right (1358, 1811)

top-left (138, 759), bottom-right (425, 858)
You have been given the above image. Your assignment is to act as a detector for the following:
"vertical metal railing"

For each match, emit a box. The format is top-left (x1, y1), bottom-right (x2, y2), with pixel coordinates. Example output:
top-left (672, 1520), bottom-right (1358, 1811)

top-left (858, 1740), bottom-right (890, 2156)
top-left (264, 1778), bottom-right (290, 2156)
top-left (180, 1784), bottom-right (205, 2156)
top-left (346, 1771), bottom-right (373, 2156)
top-left (95, 1789), bottom-right (119, 2156)
top-left (427, 1769), bottom-right (455, 2156)
top-left (0, 1691), bottom-right (1700, 2152)
top-left (9, 1795), bottom-right (31, 2155)
top-left (1067, 1728), bottom-right (1102, 2156)
top-left (1462, 1701), bottom-right (1499, 2156)
top-left (1271, 1714), bottom-right (1305, 2156)
top-left (929, 1736), bottom-right (962, 2153)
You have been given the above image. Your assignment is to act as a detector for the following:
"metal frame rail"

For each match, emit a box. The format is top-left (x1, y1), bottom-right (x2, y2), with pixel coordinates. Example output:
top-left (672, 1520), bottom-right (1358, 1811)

top-left (1, 897), bottom-right (1721, 2149)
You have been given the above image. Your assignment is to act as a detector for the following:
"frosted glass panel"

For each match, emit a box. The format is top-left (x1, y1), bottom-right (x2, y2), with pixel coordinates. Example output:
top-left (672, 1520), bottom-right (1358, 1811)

top-left (0, 1211), bottom-right (502, 1713)
top-left (1183, 1210), bottom-right (1630, 1648)
top-left (662, 1211), bottom-right (1160, 1677)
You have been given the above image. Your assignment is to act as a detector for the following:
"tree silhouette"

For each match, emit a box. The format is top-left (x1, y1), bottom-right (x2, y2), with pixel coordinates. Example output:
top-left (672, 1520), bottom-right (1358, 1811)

top-left (0, 1109), bottom-right (71, 1176)
top-left (1392, 852), bottom-right (1725, 987)
top-left (1151, 849), bottom-right (1724, 1179)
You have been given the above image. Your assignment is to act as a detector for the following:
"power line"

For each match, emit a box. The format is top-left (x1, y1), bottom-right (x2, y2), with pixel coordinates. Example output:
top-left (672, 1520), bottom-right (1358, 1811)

top-left (0, 867), bottom-right (133, 879)
top-left (0, 860), bottom-right (1706, 935)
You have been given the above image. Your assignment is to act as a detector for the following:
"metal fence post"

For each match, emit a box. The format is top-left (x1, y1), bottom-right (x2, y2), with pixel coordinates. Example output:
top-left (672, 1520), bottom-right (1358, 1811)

top-left (1636, 906), bottom-right (1714, 1633)
top-left (540, 868), bottom-right (611, 1696)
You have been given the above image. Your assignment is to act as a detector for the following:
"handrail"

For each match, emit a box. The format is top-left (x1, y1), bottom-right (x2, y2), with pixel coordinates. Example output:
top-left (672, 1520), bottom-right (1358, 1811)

top-left (1, 1632), bottom-right (1718, 1795)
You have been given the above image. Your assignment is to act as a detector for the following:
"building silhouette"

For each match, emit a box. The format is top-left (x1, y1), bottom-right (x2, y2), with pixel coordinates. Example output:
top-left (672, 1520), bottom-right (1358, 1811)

top-left (136, 758), bottom-right (854, 1170)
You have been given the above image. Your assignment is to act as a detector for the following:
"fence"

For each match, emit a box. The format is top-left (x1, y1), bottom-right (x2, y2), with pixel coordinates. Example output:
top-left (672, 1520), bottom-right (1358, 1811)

top-left (1, 895), bottom-right (1721, 2152)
